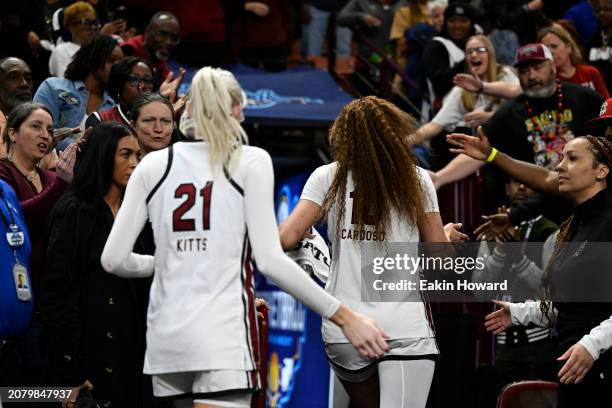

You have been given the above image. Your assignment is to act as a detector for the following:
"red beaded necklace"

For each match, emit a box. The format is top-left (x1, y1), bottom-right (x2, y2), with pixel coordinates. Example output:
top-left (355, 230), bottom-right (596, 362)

top-left (524, 80), bottom-right (564, 142)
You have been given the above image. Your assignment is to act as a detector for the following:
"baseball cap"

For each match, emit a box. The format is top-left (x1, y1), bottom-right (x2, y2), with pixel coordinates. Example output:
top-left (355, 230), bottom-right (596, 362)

top-left (586, 98), bottom-right (612, 135)
top-left (514, 43), bottom-right (554, 67)
top-left (444, 2), bottom-right (476, 22)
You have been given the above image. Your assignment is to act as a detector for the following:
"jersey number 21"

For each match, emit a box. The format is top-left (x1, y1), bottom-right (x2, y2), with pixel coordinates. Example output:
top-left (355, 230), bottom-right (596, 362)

top-left (172, 182), bottom-right (213, 231)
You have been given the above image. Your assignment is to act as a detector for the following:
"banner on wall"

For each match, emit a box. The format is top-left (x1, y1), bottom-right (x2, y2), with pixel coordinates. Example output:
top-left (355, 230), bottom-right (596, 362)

top-left (254, 171), bottom-right (330, 408)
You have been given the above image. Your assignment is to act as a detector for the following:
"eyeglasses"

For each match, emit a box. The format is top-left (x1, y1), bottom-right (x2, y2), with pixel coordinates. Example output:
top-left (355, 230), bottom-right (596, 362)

top-left (467, 47), bottom-right (488, 55)
top-left (153, 30), bottom-right (180, 45)
top-left (127, 74), bottom-right (155, 89)
top-left (74, 19), bottom-right (100, 28)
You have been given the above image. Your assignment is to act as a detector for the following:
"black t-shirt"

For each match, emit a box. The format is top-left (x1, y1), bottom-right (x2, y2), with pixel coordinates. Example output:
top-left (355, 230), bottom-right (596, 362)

top-left (549, 189), bottom-right (612, 357)
top-left (483, 83), bottom-right (604, 170)
top-left (480, 83), bottom-right (603, 222)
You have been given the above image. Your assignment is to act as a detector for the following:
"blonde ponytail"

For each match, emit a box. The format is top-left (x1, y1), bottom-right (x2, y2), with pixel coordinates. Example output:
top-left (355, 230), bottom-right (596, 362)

top-left (182, 67), bottom-right (248, 171)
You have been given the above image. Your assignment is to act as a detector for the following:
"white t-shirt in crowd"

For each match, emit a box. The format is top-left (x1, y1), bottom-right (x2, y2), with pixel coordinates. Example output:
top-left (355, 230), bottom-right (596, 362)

top-left (49, 42), bottom-right (80, 77)
top-left (432, 66), bottom-right (519, 131)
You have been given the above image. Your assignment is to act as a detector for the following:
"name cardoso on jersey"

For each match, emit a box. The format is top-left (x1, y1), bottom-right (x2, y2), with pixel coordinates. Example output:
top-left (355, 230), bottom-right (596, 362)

top-left (341, 228), bottom-right (385, 242)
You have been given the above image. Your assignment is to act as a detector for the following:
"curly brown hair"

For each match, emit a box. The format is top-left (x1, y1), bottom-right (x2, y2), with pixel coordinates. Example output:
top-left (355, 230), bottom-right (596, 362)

top-left (321, 96), bottom-right (427, 240)
top-left (540, 135), bottom-right (612, 321)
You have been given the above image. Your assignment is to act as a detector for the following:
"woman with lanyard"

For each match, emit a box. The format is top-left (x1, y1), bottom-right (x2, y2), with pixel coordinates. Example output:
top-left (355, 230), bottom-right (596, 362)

top-left (447, 128), bottom-right (612, 407)
top-left (101, 67), bottom-right (389, 408)
top-left (0, 178), bottom-right (32, 387)
top-left (0, 103), bottom-right (76, 302)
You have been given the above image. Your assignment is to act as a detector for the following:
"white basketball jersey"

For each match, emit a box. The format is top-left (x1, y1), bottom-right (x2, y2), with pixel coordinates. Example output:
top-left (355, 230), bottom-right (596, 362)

top-left (142, 141), bottom-right (260, 376)
top-left (301, 164), bottom-right (438, 346)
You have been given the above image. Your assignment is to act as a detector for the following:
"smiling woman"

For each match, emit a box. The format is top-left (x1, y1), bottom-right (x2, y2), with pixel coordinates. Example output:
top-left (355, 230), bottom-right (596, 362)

top-left (0, 103), bottom-right (75, 300)
top-left (411, 35), bottom-right (519, 148)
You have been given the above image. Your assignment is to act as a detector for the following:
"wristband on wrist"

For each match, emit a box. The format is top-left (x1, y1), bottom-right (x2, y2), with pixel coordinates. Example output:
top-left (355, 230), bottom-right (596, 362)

top-left (486, 147), bottom-right (498, 163)
top-left (478, 79), bottom-right (484, 93)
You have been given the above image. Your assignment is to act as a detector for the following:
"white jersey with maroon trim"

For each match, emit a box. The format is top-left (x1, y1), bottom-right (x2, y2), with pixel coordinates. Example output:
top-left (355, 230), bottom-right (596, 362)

top-left (102, 140), bottom-right (342, 379)
top-left (301, 163), bottom-right (438, 346)
top-left (142, 141), bottom-right (259, 375)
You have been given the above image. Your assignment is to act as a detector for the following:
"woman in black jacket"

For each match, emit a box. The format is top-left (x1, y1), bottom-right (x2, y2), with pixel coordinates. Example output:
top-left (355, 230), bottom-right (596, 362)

top-left (447, 131), bottom-right (612, 407)
top-left (40, 122), bottom-right (148, 408)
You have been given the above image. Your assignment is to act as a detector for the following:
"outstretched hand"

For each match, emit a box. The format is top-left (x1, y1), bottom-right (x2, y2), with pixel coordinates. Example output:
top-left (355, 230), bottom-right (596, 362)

top-left (444, 223), bottom-right (469, 242)
top-left (453, 73), bottom-right (482, 93)
top-left (484, 300), bottom-right (513, 335)
top-left (447, 126), bottom-right (492, 161)
top-left (474, 209), bottom-right (511, 241)
top-left (558, 343), bottom-right (594, 384)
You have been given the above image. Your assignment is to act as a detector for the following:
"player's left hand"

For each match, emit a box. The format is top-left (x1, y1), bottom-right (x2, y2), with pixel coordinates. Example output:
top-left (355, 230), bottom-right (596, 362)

top-left (558, 343), bottom-right (594, 384)
top-left (444, 223), bottom-right (469, 242)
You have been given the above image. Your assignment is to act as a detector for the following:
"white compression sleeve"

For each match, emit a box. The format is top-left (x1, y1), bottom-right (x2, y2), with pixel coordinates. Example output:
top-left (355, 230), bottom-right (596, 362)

top-left (101, 161), bottom-right (154, 277)
top-left (243, 150), bottom-right (341, 319)
top-left (378, 359), bottom-right (435, 408)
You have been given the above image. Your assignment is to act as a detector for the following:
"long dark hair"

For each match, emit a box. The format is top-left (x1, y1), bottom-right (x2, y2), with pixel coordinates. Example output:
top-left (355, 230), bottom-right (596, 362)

top-left (321, 96), bottom-right (426, 240)
top-left (65, 35), bottom-right (118, 81)
top-left (540, 135), bottom-right (612, 321)
top-left (53, 122), bottom-right (135, 218)
top-left (2, 102), bottom-right (54, 150)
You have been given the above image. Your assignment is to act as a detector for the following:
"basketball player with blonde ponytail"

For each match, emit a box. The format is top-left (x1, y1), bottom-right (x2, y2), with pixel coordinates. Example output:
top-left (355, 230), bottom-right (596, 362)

top-left (101, 67), bottom-right (390, 408)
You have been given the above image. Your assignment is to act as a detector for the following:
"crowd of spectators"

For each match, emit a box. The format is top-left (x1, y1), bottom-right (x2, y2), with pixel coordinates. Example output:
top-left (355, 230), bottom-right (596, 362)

top-left (0, 0), bottom-right (611, 407)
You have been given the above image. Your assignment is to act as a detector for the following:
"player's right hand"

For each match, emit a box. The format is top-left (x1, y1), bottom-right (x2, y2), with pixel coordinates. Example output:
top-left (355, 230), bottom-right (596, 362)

top-left (333, 305), bottom-right (390, 358)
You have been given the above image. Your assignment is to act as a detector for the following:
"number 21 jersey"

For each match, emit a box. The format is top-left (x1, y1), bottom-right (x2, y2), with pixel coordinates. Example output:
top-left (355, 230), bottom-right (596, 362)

top-left (137, 141), bottom-right (260, 375)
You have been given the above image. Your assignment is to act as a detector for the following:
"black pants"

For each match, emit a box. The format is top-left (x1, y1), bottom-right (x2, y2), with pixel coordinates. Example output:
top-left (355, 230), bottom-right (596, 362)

top-left (495, 338), bottom-right (558, 388)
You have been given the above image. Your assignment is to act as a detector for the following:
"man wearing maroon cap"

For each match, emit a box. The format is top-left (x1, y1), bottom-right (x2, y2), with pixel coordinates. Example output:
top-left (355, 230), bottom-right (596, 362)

top-left (586, 98), bottom-right (612, 137)
top-left (432, 43), bottom-right (604, 225)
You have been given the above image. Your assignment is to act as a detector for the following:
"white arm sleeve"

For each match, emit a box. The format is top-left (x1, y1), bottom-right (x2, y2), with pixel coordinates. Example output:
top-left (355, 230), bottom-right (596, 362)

top-left (101, 157), bottom-right (154, 277)
top-left (578, 315), bottom-right (612, 361)
top-left (244, 151), bottom-right (341, 319)
top-left (509, 300), bottom-right (556, 327)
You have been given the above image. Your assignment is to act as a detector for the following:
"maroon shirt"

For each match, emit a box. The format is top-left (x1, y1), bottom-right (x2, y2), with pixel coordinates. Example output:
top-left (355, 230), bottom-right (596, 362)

top-left (0, 159), bottom-right (68, 301)
top-left (120, 35), bottom-right (170, 84)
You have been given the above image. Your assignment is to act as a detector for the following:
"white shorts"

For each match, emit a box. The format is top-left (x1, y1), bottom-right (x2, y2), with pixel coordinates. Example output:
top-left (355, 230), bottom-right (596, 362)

top-left (325, 338), bottom-right (439, 382)
top-left (152, 369), bottom-right (257, 407)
